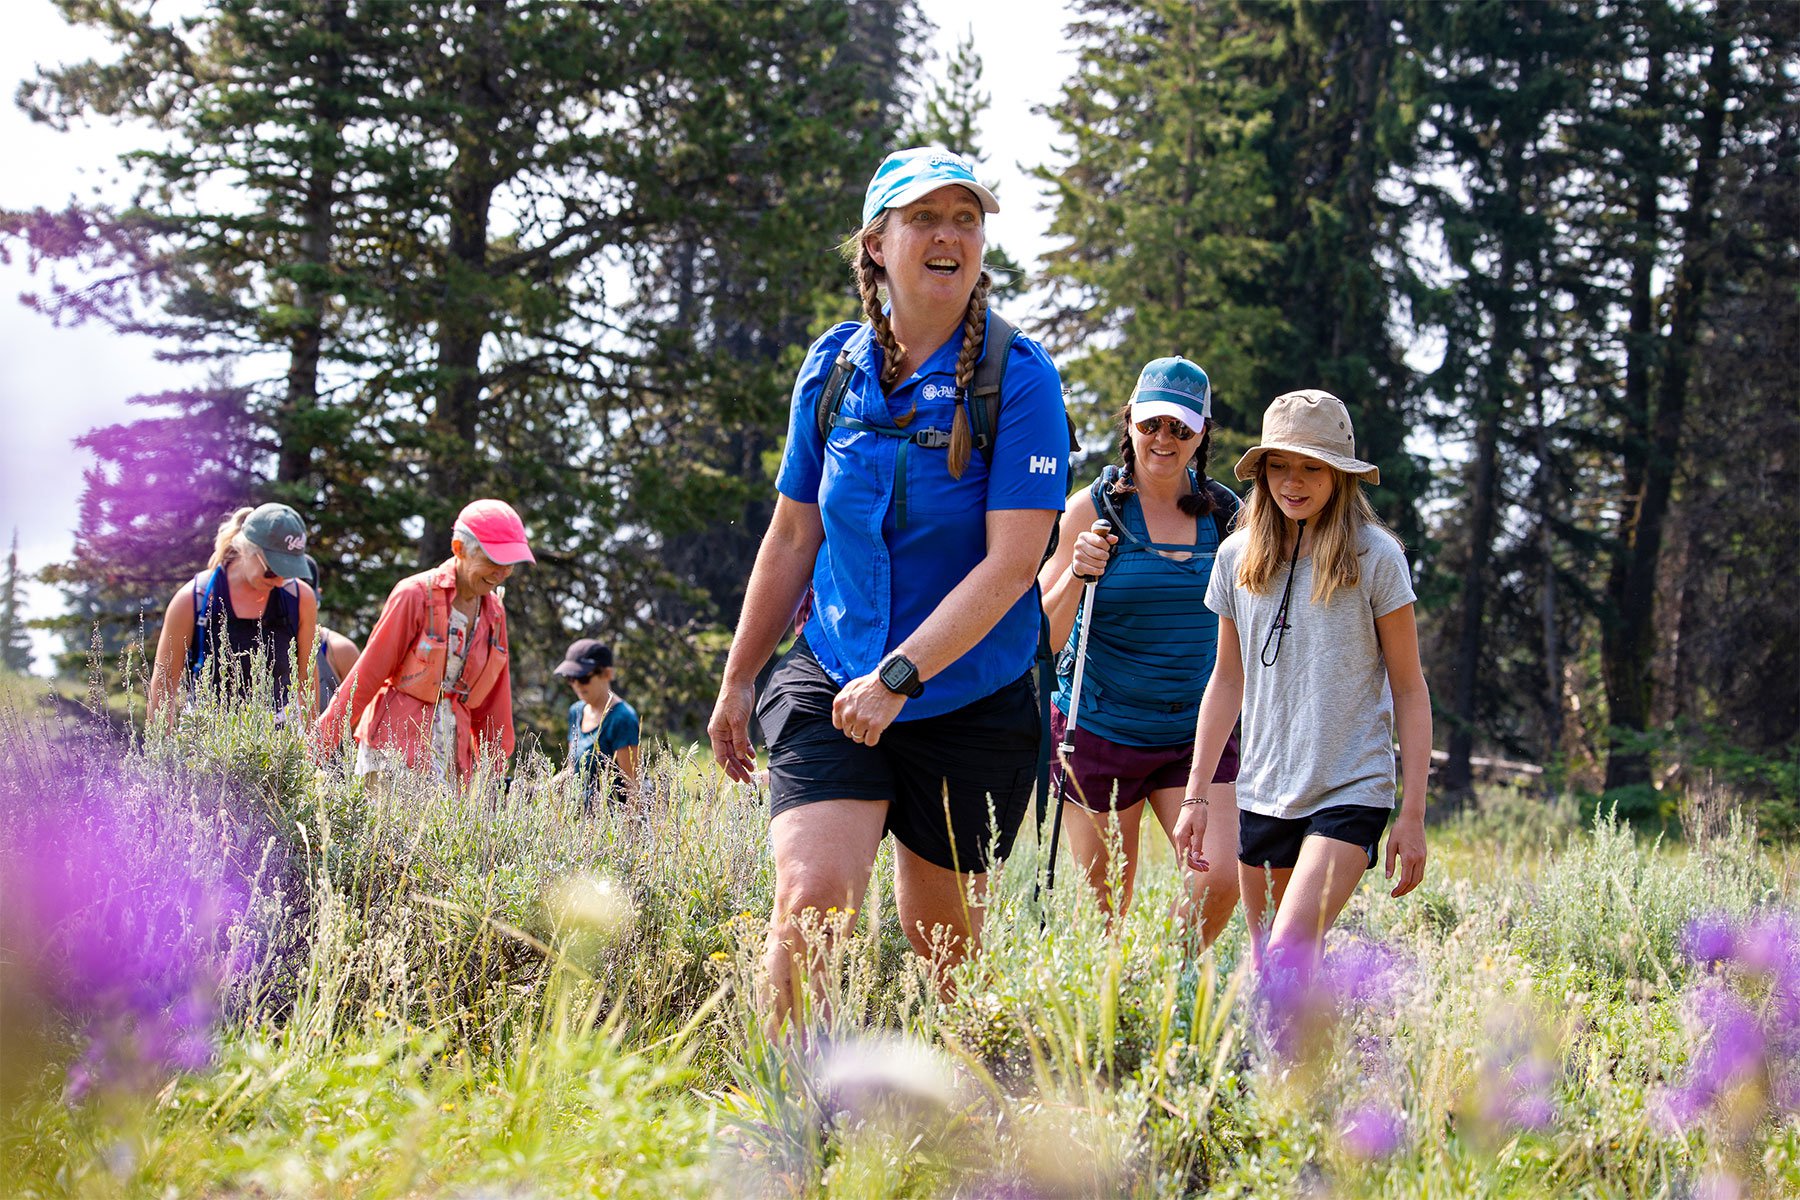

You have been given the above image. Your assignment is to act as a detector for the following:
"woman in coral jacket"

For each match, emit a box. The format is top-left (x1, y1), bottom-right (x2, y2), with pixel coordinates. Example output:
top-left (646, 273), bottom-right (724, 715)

top-left (316, 499), bottom-right (534, 785)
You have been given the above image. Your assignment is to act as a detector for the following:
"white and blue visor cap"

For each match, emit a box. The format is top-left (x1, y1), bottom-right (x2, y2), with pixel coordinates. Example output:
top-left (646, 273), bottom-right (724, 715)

top-left (1128, 356), bottom-right (1211, 430)
top-left (861, 146), bottom-right (1000, 227)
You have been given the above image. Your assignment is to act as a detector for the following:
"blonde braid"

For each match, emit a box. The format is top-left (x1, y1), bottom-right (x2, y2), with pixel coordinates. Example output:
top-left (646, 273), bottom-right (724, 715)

top-left (947, 269), bottom-right (994, 479)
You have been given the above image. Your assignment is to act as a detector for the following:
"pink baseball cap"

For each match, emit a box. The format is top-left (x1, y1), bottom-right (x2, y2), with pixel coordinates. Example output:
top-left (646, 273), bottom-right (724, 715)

top-left (455, 498), bottom-right (536, 565)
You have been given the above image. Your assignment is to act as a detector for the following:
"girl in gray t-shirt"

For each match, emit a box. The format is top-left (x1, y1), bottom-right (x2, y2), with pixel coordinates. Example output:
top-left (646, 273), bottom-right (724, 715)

top-left (1172, 390), bottom-right (1431, 973)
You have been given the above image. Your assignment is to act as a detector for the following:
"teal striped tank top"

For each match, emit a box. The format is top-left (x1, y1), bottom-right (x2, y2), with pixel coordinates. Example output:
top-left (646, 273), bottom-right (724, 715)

top-left (1051, 471), bottom-right (1236, 746)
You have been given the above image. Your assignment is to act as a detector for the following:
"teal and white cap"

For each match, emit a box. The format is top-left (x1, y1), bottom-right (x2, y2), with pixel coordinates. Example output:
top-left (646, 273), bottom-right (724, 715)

top-left (1129, 356), bottom-right (1211, 431)
top-left (242, 502), bottom-right (309, 578)
top-left (861, 146), bottom-right (999, 227)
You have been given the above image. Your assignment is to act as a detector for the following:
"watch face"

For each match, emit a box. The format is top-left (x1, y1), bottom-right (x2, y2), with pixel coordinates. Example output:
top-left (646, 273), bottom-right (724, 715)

top-left (880, 655), bottom-right (917, 694)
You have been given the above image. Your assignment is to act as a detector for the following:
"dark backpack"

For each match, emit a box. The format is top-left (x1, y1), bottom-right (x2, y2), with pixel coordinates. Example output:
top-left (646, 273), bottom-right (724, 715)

top-left (814, 310), bottom-right (1079, 474)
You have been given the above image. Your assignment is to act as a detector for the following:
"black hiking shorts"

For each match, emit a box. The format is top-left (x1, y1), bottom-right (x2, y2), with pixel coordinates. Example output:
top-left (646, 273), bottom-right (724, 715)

top-left (756, 637), bottom-right (1039, 873)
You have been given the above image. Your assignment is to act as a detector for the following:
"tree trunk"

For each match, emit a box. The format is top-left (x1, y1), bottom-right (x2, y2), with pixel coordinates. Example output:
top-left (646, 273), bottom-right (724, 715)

top-left (420, 6), bottom-right (504, 564)
top-left (276, 0), bottom-right (347, 487)
top-left (1443, 105), bottom-right (1528, 804)
top-left (1602, 23), bottom-right (1727, 789)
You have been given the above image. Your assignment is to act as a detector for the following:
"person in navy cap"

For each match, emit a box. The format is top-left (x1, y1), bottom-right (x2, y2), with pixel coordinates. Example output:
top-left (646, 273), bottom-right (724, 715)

top-left (553, 638), bottom-right (640, 807)
top-left (708, 145), bottom-right (1070, 1026)
top-left (1038, 357), bottom-right (1244, 943)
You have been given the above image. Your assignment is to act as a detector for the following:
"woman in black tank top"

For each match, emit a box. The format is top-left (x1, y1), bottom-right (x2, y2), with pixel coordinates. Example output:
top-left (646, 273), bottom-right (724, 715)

top-left (148, 504), bottom-right (319, 727)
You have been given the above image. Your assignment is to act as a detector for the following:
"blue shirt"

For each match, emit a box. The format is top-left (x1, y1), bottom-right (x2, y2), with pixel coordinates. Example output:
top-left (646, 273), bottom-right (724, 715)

top-left (775, 317), bottom-right (1070, 719)
top-left (1053, 472), bottom-right (1237, 745)
top-left (567, 698), bottom-right (640, 800)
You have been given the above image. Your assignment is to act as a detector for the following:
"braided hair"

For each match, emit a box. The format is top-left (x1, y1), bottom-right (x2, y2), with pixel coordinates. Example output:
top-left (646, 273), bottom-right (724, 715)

top-left (839, 213), bottom-right (992, 479)
top-left (1109, 405), bottom-right (1220, 519)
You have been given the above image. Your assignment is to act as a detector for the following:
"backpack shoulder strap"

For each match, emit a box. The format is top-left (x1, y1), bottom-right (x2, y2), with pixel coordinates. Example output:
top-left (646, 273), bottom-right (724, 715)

top-left (276, 580), bottom-right (301, 629)
top-left (189, 567), bottom-right (222, 676)
top-left (1204, 478), bottom-right (1241, 545)
top-left (814, 347), bottom-right (856, 446)
top-left (1091, 464), bottom-right (1127, 533)
top-left (965, 311), bottom-right (1018, 464)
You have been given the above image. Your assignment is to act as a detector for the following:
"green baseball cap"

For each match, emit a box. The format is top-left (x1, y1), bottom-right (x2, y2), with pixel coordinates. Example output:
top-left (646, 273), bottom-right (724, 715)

top-left (242, 503), bottom-right (310, 578)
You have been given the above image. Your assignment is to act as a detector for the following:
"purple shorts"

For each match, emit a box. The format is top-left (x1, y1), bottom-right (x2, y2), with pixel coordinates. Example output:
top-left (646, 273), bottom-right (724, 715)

top-left (1049, 706), bottom-right (1240, 813)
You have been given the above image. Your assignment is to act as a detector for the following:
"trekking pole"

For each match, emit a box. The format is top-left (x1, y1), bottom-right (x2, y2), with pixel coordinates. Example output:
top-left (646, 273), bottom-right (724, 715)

top-left (1045, 519), bottom-right (1110, 894)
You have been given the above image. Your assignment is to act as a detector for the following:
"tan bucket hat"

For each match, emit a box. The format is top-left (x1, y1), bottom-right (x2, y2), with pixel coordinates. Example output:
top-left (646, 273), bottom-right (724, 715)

top-left (1233, 389), bottom-right (1380, 484)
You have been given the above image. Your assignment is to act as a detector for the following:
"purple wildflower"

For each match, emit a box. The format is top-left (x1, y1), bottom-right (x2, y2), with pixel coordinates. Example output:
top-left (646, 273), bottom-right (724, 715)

top-left (1735, 912), bottom-right (1797, 980)
top-left (1688, 984), bottom-right (1766, 1096)
top-left (1254, 937), bottom-right (1411, 1064)
top-left (1321, 936), bottom-right (1407, 1011)
top-left (1683, 915), bottom-right (1738, 968)
top-left (1475, 1010), bottom-right (1558, 1135)
top-left (1694, 1169), bottom-right (1744, 1200)
top-left (1338, 1100), bottom-right (1406, 1160)
top-left (2, 759), bottom-right (250, 1099)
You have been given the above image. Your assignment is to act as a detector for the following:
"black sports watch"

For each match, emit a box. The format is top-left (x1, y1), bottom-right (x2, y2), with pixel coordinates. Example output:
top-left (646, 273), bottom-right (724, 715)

top-left (877, 651), bottom-right (924, 699)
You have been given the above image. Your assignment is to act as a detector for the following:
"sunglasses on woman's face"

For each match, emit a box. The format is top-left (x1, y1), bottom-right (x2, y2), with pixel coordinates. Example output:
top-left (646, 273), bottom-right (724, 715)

top-left (1134, 415), bottom-right (1197, 441)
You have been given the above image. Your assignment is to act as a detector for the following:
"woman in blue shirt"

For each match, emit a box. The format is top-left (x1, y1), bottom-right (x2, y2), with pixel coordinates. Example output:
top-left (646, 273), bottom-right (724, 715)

top-left (555, 638), bottom-right (640, 807)
top-left (1038, 358), bottom-right (1242, 944)
top-left (708, 147), bottom-right (1070, 1026)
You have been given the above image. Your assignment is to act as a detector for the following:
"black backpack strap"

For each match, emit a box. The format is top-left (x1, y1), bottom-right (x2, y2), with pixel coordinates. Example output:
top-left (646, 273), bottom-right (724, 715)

top-left (814, 347), bottom-right (856, 447)
top-left (964, 311), bottom-right (1017, 465)
top-left (1204, 478), bottom-right (1241, 546)
top-left (277, 580), bottom-right (301, 629)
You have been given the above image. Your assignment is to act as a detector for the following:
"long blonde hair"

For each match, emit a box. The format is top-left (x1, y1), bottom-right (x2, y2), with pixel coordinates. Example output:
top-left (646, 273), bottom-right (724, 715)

top-left (207, 507), bottom-right (255, 569)
top-left (837, 210), bottom-right (993, 479)
top-left (1236, 462), bottom-right (1398, 606)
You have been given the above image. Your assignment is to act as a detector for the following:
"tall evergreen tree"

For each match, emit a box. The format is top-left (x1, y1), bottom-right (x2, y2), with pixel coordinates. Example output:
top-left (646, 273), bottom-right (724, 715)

top-left (1580, 0), bottom-right (1744, 789)
top-left (1035, 0), bottom-right (1287, 445)
top-left (0, 530), bottom-right (34, 674)
top-left (1410, 1), bottom-right (1604, 800)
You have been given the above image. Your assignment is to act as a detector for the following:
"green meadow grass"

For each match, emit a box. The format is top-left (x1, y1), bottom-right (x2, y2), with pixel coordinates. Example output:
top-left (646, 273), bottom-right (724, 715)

top-left (0, 673), bottom-right (1795, 1198)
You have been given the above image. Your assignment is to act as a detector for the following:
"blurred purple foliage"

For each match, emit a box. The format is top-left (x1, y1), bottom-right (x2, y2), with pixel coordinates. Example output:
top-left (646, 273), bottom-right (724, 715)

top-left (1, 750), bottom-right (258, 1101)
top-left (1256, 936), bottom-right (1409, 1064)
top-left (0, 205), bottom-right (172, 334)
top-left (1655, 910), bottom-right (1800, 1138)
top-left (1338, 1099), bottom-right (1406, 1159)
top-left (1478, 1019), bottom-right (1557, 1135)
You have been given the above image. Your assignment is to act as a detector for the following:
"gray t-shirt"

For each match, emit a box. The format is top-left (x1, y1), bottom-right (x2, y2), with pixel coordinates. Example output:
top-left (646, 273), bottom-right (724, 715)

top-left (1206, 523), bottom-right (1416, 819)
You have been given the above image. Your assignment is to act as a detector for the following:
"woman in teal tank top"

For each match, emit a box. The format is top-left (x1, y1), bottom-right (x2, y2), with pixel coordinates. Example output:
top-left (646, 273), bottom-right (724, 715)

top-left (1037, 357), bottom-right (1242, 943)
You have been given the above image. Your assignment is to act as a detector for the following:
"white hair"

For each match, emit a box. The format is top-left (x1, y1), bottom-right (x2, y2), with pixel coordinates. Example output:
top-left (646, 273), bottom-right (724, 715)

top-left (452, 523), bottom-right (486, 559)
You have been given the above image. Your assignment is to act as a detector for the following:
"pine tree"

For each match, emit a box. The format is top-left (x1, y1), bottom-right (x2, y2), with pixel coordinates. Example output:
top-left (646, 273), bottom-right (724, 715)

top-left (0, 530), bottom-right (35, 674)
top-left (1409, 1), bottom-right (1606, 800)
top-left (1035, 0), bottom-right (1287, 447)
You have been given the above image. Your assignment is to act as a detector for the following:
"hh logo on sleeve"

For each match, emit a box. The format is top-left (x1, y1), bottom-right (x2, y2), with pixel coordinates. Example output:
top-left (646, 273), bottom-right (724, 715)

top-left (1029, 455), bottom-right (1057, 475)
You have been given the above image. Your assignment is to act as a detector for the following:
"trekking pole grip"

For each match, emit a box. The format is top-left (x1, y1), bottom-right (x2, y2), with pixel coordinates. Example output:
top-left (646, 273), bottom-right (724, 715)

top-left (1072, 519), bottom-right (1113, 583)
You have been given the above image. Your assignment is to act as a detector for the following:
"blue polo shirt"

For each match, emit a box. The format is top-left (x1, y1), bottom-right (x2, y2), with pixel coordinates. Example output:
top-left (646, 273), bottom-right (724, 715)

top-left (776, 317), bottom-right (1069, 720)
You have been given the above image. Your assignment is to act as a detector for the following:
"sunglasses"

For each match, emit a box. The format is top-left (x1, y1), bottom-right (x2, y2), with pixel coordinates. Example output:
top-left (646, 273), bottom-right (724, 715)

top-left (1134, 415), bottom-right (1198, 441)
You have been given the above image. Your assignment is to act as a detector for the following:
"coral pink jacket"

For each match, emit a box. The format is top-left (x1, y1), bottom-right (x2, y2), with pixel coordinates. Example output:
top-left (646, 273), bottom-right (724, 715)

top-left (316, 560), bottom-right (513, 780)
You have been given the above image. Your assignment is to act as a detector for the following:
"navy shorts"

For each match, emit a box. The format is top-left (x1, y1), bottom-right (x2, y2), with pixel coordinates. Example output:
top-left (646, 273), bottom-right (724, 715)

top-left (755, 638), bottom-right (1040, 873)
top-left (1237, 803), bottom-right (1390, 871)
top-left (1049, 707), bottom-right (1240, 812)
